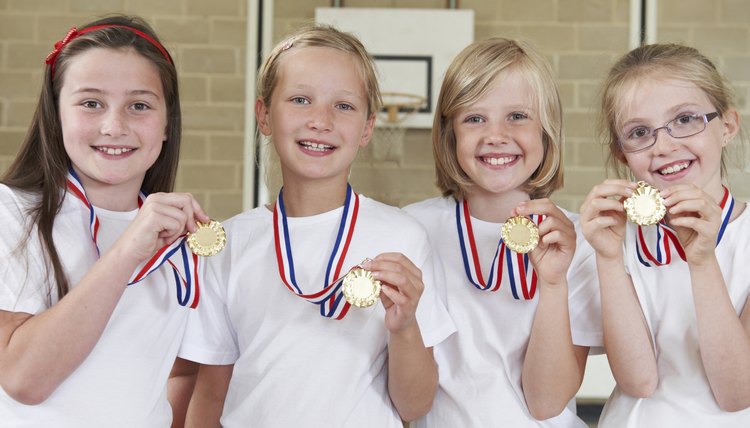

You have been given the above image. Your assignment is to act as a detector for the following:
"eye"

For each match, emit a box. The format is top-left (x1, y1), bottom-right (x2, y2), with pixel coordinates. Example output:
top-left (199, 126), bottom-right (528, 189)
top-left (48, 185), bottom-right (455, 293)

top-left (626, 126), bottom-right (650, 140)
top-left (81, 100), bottom-right (102, 109)
top-left (509, 112), bottom-right (529, 121)
top-left (673, 114), bottom-right (698, 126)
top-left (336, 102), bottom-right (355, 111)
top-left (463, 115), bottom-right (485, 124)
top-left (290, 96), bottom-right (310, 105)
top-left (131, 102), bottom-right (151, 111)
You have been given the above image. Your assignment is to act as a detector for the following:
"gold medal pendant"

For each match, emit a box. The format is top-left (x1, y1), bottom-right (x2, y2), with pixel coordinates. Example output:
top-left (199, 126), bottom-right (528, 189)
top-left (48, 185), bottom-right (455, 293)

top-left (501, 215), bottom-right (539, 254)
top-left (342, 267), bottom-right (381, 308)
top-left (187, 220), bottom-right (227, 257)
top-left (623, 181), bottom-right (666, 226)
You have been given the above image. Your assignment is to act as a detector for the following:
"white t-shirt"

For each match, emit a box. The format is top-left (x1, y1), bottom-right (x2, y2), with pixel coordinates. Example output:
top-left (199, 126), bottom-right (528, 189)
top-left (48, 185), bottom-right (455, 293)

top-left (179, 195), bottom-right (456, 428)
top-left (404, 197), bottom-right (602, 428)
top-left (598, 204), bottom-right (750, 428)
top-left (0, 185), bottom-right (190, 428)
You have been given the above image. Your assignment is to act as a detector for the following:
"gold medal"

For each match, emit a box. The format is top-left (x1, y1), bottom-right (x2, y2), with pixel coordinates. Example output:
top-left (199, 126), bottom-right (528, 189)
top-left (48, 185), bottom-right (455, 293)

top-left (187, 220), bottom-right (226, 257)
top-left (342, 266), bottom-right (381, 308)
top-left (623, 181), bottom-right (666, 226)
top-left (501, 215), bottom-right (539, 254)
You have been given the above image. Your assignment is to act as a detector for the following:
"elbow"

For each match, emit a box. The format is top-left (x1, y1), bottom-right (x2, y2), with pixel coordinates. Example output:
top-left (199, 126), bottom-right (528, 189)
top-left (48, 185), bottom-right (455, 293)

top-left (525, 396), bottom-right (567, 421)
top-left (1, 380), bottom-right (53, 406)
top-left (398, 400), bottom-right (433, 423)
top-left (619, 377), bottom-right (657, 399)
top-left (716, 396), bottom-right (750, 413)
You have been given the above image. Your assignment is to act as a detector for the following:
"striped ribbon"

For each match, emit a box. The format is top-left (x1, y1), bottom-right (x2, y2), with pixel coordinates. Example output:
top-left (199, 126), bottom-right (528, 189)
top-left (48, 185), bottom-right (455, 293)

top-left (636, 186), bottom-right (734, 267)
top-left (273, 184), bottom-right (359, 319)
top-left (456, 199), bottom-right (542, 300)
top-left (66, 168), bottom-right (199, 308)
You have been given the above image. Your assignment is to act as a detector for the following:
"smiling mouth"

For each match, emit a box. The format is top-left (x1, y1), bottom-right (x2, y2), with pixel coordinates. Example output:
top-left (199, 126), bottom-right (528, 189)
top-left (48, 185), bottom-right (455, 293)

top-left (299, 141), bottom-right (334, 152)
top-left (658, 161), bottom-right (690, 175)
top-left (96, 147), bottom-right (135, 155)
top-left (480, 155), bottom-right (517, 166)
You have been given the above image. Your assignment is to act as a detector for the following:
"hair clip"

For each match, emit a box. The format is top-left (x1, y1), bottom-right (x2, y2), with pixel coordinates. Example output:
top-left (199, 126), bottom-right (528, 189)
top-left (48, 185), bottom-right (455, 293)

top-left (281, 36), bottom-right (297, 52)
top-left (45, 27), bottom-right (79, 66)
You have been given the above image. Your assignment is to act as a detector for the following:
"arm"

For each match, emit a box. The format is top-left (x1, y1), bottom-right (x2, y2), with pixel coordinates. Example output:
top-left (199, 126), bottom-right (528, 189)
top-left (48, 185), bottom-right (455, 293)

top-left (185, 364), bottom-right (233, 428)
top-left (169, 357), bottom-right (199, 428)
top-left (0, 193), bottom-right (208, 405)
top-left (579, 180), bottom-right (658, 398)
top-left (365, 254), bottom-right (438, 422)
top-left (518, 199), bottom-right (588, 419)
top-left (665, 185), bottom-right (750, 411)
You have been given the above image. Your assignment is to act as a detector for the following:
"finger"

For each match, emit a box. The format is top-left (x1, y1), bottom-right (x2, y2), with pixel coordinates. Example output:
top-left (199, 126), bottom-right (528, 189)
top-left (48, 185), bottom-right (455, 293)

top-left (515, 198), bottom-right (566, 220)
top-left (381, 283), bottom-right (411, 307)
top-left (668, 198), bottom-right (721, 219)
top-left (367, 253), bottom-right (421, 280)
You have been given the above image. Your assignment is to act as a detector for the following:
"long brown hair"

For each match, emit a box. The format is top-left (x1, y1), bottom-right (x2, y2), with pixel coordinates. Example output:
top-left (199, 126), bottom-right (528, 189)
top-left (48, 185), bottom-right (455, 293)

top-left (1, 15), bottom-right (181, 303)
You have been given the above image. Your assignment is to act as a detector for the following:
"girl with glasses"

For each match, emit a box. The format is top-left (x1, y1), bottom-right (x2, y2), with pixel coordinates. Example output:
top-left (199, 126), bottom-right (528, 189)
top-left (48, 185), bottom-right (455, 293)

top-left (580, 44), bottom-right (750, 426)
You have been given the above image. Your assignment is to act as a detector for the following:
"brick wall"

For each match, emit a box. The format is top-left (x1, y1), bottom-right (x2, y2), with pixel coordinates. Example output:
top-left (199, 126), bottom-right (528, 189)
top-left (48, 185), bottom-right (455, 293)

top-left (2, 1), bottom-right (748, 219)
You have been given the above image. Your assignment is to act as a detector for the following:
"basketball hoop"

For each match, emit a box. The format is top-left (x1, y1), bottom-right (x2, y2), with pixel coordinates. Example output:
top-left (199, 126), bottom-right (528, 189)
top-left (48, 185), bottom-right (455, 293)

top-left (371, 92), bottom-right (426, 161)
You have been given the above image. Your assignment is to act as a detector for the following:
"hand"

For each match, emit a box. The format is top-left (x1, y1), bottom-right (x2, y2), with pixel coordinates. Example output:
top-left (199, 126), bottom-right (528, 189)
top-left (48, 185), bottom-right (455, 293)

top-left (362, 253), bottom-right (423, 334)
top-left (579, 179), bottom-right (636, 260)
top-left (115, 192), bottom-right (210, 264)
top-left (513, 199), bottom-right (575, 287)
top-left (662, 184), bottom-right (722, 265)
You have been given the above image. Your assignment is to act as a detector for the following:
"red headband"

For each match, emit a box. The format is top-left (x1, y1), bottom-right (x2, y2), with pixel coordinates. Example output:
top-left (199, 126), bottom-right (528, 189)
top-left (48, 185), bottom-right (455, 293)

top-left (45, 24), bottom-right (173, 77)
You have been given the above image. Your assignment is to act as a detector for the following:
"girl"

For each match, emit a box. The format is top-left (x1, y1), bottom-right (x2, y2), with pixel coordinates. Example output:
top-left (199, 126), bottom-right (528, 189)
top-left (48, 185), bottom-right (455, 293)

top-left (580, 44), bottom-right (750, 427)
top-left (404, 38), bottom-right (602, 427)
top-left (178, 25), bottom-right (455, 427)
top-left (0, 16), bottom-right (209, 427)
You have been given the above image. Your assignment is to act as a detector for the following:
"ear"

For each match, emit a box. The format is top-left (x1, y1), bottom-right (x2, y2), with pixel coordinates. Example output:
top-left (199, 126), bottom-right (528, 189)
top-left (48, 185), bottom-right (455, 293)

top-left (720, 108), bottom-right (740, 148)
top-left (255, 98), bottom-right (272, 136)
top-left (358, 113), bottom-right (376, 148)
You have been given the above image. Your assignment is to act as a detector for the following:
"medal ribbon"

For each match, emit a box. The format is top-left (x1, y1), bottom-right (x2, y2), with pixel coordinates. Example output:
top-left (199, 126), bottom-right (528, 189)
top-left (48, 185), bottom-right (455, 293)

top-left (636, 186), bottom-right (734, 267)
top-left (456, 199), bottom-right (543, 300)
top-left (273, 184), bottom-right (359, 319)
top-left (66, 168), bottom-right (199, 308)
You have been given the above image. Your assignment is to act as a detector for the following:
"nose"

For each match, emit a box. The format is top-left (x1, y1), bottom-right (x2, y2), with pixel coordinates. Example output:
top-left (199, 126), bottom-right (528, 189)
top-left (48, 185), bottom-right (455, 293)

top-left (100, 109), bottom-right (129, 137)
top-left (650, 125), bottom-right (678, 155)
top-left (307, 104), bottom-right (333, 132)
top-left (484, 120), bottom-right (509, 145)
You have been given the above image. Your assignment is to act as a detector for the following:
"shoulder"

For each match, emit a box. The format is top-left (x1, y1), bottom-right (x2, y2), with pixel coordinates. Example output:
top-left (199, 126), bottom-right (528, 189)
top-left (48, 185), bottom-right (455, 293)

top-left (402, 196), bottom-right (454, 217)
top-left (0, 184), bottom-right (36, 222)
top-left (360, 196), bottom-right (426, 232)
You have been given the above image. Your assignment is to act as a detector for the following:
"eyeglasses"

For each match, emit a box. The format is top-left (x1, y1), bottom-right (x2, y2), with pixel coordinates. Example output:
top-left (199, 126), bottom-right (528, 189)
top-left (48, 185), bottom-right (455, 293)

top-left (619, 112), bottom-right (720, 153)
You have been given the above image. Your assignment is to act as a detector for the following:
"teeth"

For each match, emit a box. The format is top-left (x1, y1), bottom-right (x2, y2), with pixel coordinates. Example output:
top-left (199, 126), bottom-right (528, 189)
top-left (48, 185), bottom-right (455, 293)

top-left (659, 162), bottom-right (689, 175)
top-left (97, 147), bottom-right (134, 155)
top-left (482, 156), bottom-right (515, 166)
top-left (300, 141), bottom-right (333, 152)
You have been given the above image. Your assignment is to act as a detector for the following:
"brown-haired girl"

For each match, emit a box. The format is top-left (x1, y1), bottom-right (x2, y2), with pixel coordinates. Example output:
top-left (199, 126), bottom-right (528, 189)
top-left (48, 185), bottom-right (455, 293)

top-left (0, 15), bottom-right (208, 427)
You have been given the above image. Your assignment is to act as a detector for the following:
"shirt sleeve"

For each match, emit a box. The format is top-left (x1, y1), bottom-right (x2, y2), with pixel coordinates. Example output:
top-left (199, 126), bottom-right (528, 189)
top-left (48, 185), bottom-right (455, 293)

top-left (0, 186), bottom-right (50, 315)
top-left (413, 233), bottom-right (457, 349)
top-left (567, 215), bottom-right (604, 350)
top-left (178, 252), bottom-right (240, 365)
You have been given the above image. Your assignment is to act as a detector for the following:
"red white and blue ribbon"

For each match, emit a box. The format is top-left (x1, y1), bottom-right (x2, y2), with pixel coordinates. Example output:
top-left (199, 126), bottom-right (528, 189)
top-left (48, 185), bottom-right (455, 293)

top-left (273, 184), bottom-right (359, 319)
top-left (455, 199), bottom-right (543, 300)
top-left (66, 168), bottom-right (199, 308)
top-left (636, 186), bottom-right (734, 267)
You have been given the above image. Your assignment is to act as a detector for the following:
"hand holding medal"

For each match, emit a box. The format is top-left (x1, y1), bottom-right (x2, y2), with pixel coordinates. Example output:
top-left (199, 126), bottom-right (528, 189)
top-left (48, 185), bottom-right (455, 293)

top-left (623, 181), bottom-right (666, 226)
top-left (342, 259), bottom-right (381, 308)
top-left (187, 220), bottom-right (226, 257)
top-left (362, 254), bottom-right (424, 333)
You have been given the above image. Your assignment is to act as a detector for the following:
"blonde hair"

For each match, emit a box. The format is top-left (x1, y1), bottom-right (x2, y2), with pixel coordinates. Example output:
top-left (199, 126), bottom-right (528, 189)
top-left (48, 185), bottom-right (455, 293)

top-left (433, 38), bottom-right (563, 200)
top-left (256, 24), bottom-right (381, 117)
top-left (601, 43), bottom-right (742, 178)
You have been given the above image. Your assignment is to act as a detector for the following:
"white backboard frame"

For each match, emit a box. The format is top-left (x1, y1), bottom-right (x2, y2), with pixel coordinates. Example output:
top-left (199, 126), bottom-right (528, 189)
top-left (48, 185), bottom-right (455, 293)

top-left (315, 8), bottom-right (474, 129)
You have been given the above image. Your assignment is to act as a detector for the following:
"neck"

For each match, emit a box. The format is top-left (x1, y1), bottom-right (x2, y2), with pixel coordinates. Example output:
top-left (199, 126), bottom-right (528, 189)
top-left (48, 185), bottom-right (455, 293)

top-left (464, 188), bottom-right (531, 223)
top-left (73, 174), bottom-right (142, 211)
top-left (278, 177), bottom-right (349, 217)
